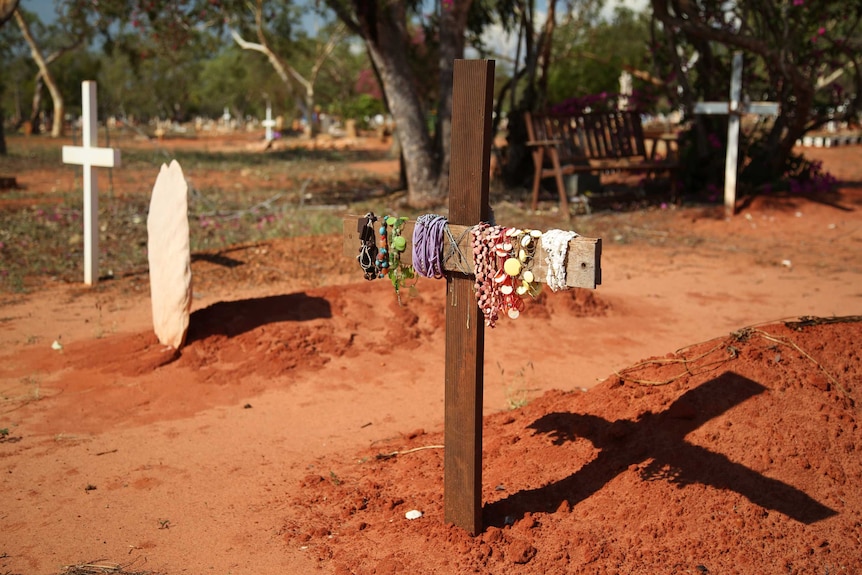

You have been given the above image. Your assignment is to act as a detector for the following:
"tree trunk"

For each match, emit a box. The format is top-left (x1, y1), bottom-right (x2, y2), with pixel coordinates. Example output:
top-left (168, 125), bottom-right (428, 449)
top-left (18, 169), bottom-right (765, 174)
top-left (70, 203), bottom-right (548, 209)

top-left (357, 0), bottom-right (440, 207)
top-left (435, 0), bottom-right (472, 202)
top-left (14, 9), bottom-right (64, 137)
top-left (0, 107), bottom-right (6, 155)
top-left (30, 72), bottom-right (44, 134)
top-left (0, 0), bottom-right (18, 25)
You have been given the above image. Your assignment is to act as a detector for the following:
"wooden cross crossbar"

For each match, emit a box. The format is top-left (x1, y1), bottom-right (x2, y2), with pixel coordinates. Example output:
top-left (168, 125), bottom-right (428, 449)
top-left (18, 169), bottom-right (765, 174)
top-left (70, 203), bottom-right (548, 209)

top-left (61, 81), bottom-right (121, 285)
top-left (341, 60), bottom-right (603, 535)
top-left (341, 219), bottom-right (602, 290)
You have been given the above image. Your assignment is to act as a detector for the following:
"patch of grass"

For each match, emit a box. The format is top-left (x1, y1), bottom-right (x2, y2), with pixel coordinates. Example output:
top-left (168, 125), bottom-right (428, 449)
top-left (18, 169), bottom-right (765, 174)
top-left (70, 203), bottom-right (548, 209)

top-left (497, 361), bottom-right (537, 410)
top-left (1, 140), bottom-right (397, 294)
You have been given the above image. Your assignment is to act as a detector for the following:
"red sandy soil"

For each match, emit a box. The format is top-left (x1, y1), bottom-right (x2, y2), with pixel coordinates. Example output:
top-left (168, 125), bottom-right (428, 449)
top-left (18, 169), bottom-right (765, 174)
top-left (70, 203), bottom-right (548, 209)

top-left (1, 140), bottom-right (862, 575)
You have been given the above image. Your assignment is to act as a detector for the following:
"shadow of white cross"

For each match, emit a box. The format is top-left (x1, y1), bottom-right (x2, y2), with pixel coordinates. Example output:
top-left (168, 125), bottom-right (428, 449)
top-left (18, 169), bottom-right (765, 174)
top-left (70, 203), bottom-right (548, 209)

top-left (62, 81), bottom-right (121, 285)
top-left (485, 371), bottom-right (836, 526)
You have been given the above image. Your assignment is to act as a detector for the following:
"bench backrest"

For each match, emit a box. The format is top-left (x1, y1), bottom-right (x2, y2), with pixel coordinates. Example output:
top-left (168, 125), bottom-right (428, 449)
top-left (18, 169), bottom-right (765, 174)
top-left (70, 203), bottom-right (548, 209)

top-left (525, 110), bottom-right (647, 161)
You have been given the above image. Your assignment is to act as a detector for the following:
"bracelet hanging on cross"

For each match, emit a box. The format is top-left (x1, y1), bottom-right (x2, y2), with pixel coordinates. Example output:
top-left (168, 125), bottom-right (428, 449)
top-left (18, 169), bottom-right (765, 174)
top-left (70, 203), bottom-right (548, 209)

top-left (343, 217), bottom-right (601, 291)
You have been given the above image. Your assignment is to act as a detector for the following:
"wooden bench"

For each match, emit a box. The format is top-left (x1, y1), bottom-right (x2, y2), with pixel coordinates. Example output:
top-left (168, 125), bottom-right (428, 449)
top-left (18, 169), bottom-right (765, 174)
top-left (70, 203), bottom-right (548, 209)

top-left (524, 110), bottom-right (679, 213)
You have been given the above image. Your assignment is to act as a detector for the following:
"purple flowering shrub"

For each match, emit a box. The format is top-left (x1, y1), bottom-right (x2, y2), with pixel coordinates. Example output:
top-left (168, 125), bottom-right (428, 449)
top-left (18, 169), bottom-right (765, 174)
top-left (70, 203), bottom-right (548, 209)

top-left (675, 127), bottom-right (839, 203)
top-left (548, 89), bottom-right (657, 116)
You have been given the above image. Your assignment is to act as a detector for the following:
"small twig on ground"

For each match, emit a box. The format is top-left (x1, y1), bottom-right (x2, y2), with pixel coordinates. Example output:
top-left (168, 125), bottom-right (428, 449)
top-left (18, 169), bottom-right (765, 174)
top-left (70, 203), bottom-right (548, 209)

top-left (615, 340), bottom-right (730, 386)
top-left (58, 560), bottom-right (158, 575)
top-left (375, 444), bottom-right (444, 460)
top-left (60, 562), bottom-right (120, 574)
top-left (614, 317), bottom-right (857, 399)
top-left (751, 328), bottom-right (851, 400)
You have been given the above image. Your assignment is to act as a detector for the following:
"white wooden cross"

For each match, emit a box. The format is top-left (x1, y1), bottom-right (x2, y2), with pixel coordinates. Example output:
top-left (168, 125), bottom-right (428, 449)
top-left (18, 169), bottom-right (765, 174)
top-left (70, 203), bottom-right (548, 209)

top-left (262, 103), bottom-right (276, 141)
top-left (694, 52), bottom-right (778, 216)
top-left (62, 81), bottom-right (121, 285)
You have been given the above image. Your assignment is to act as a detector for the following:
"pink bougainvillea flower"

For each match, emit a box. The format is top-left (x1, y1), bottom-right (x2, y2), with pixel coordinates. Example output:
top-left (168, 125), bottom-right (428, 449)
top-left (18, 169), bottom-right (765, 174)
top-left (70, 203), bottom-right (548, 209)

top-left (793, 0), bottom-right (803, 5)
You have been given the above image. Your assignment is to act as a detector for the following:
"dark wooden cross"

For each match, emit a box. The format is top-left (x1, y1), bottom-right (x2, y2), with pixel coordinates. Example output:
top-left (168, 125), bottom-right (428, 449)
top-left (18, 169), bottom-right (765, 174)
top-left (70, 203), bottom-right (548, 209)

top-left (343, 59), bottom-right (601, 534)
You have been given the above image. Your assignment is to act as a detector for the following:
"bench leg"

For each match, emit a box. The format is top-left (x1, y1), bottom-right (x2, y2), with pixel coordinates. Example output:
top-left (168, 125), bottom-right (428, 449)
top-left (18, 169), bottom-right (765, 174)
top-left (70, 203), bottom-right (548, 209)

top-left (531, 148), bottom-right (545, 212)
top-left (670, 169), bottom-right (679, 203)
top-left (549, 150), bottom-right (571, 219)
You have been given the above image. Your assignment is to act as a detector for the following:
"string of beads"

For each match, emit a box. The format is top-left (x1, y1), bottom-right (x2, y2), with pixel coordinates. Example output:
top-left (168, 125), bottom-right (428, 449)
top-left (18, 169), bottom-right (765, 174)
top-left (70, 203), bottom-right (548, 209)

top-left (356, 213), bottom-right (579, 322)
top-left (471, 223), bottom-right (503, 327)
top-left (375, 215), bottom-right (390, 278)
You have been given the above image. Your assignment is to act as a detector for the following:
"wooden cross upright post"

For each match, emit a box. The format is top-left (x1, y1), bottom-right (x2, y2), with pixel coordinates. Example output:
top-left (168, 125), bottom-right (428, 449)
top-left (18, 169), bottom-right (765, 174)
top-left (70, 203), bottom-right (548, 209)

top-left (342, 59), bottom-right (601, 535)
top-left (445, 58), bottom-right (495, 535)
top-left (62, 81), bottom-right (121, 285)
top-left (694, 51), bottom-right (779, 217)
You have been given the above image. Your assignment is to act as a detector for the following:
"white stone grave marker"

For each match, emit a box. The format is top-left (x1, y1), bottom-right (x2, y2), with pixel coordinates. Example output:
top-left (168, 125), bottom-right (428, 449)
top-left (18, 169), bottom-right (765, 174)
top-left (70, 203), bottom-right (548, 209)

top-left (62, 81), bottom-right (121, 285)
top-left (147, 160), bottom-right (192, 350)
top-left (694, 52), bottom-right (779, 216)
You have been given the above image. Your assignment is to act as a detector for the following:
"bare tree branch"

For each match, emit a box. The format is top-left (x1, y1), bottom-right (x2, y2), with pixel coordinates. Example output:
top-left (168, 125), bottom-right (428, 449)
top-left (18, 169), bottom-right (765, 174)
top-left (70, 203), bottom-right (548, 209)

top-left (14, 8), bottom-right (65, 137)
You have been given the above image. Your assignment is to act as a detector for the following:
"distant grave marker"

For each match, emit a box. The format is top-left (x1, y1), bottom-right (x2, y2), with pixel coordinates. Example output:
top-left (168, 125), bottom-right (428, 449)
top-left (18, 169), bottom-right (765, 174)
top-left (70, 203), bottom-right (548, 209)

top-left (262, 103), bottom-right (276, 141)
top-left (147, 160), bottom-right (192, 349)
top-left (694, 52), bottom-right (778, 216)
top-left (62, 81), bottom-right (121, 285)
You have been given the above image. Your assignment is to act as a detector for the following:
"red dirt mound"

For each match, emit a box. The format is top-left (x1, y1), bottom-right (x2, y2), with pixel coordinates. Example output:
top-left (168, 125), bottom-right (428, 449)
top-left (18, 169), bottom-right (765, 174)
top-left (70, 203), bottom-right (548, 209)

top-left (282, 318), bottom-right (861, 575)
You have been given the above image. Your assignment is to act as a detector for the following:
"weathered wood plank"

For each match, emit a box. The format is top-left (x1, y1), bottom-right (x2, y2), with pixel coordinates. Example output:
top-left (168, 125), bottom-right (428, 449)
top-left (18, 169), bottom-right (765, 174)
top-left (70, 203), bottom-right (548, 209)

top-left (444, 59), bottom-right (495, 535)
top-left (342, 218), bottom-right (602, 289)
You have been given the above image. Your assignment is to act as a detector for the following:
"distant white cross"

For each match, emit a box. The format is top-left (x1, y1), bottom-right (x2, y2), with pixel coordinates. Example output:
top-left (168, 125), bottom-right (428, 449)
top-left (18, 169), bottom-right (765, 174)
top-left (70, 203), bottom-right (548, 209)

top-left (618, 70), bottom-right (632, 111)
top-left (694, 52), bottom-right (778, 216)
top-left (262, 103), bottom-right (276, 141)
top-left (62, 81), bottom-right (121, 285)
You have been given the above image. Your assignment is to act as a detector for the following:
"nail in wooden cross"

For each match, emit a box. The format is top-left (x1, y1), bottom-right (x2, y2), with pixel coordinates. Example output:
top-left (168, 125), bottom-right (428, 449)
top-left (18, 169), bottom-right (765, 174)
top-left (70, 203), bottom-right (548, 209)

top-left (343, 60), bottom-right (602, 534)
top-left (62, 81), bottom-right (121, 285)
top-left (694, 51), bottom-right (779, 217)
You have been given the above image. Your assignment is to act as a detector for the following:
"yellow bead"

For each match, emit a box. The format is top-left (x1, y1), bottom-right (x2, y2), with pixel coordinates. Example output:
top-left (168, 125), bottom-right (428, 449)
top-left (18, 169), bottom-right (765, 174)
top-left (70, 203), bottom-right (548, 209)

top-left (504, 257), bottom-right (521, 277)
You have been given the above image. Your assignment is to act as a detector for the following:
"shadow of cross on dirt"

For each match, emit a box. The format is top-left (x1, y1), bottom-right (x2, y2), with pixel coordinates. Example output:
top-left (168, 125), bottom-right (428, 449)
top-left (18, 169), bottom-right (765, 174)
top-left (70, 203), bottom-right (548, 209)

top-left (485, 371), bottom-right (836, 527)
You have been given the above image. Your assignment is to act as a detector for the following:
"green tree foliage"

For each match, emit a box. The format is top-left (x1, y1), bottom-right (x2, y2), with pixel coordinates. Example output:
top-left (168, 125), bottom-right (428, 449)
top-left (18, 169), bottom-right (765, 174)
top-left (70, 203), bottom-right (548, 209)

top-left (547, 7), bottom-right (651, 107)
top-left (1, 0), bottom-right (377, 129)
top-left (651, 0), bottom-right (862, 196)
